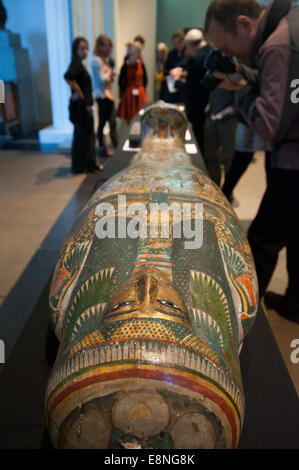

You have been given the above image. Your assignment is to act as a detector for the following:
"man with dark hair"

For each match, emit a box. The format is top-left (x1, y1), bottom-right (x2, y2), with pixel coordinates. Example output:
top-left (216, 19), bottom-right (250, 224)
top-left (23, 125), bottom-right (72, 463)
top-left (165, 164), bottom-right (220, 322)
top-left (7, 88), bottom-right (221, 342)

top-left (205, 0), bottom-right (263, 36)
top-left (163, 30), bottom-right (186, 103)
top-left (172, 30), bottom-right (185, 43)
top-left (165, 30), bottom-right (185, 74)
top-left (205, 0), bottom-right (299, 323)
top-left (134, 35), bottom-right (145, 48)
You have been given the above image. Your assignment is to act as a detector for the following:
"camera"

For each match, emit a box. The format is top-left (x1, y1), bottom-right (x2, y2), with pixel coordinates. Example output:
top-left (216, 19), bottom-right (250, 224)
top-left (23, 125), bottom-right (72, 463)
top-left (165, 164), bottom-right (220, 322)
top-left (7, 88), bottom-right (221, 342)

top-left (201, 48), bottom-right (237, 91)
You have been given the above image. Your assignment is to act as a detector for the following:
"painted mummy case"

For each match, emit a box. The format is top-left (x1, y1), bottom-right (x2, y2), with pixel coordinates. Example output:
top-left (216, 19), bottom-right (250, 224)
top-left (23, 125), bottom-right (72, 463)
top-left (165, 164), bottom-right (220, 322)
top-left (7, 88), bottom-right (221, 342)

top-left (46, 102), bottom-right (258, 449)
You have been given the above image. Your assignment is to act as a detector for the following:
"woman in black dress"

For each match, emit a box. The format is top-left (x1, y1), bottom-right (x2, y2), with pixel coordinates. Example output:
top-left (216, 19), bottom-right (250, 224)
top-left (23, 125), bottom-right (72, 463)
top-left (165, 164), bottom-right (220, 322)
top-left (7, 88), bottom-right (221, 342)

top-left (64, 37), bottom-right (103, 173)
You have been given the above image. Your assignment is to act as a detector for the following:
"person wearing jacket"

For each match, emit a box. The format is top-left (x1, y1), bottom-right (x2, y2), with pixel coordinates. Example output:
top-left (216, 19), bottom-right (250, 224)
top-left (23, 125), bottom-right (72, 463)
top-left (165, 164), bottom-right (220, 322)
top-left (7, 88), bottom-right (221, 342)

top-left (183, 30), bottom-right (212, 156)
top-left (205, 0), bottom-right (299, 323)
top-left (117, 42), bottom-right (148, 122)
top-left (64, 37), bottom-right (103, 173)
top-left (162, 30), bottom-right (185, 104)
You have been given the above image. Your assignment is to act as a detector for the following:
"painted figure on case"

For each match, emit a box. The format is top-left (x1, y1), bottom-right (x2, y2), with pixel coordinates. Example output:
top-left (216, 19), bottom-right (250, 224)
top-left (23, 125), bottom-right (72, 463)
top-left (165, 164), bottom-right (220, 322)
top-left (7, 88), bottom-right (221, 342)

top-left (46, 102), bottom-right (258, 449)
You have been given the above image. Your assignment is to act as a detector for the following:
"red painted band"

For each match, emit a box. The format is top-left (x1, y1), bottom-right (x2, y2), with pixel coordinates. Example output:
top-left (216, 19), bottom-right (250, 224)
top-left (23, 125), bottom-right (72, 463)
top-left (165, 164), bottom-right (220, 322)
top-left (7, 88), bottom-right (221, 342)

top-left (49, 366), bottom-right (238, 447)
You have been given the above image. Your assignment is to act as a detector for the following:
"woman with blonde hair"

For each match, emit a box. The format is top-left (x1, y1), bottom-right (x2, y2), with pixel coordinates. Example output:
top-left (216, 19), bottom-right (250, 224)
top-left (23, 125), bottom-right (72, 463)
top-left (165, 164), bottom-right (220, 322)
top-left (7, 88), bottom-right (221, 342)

top-left (155, 42), bottom-right (169, 100)
top-left (91, 34), bottom-right (118, 157)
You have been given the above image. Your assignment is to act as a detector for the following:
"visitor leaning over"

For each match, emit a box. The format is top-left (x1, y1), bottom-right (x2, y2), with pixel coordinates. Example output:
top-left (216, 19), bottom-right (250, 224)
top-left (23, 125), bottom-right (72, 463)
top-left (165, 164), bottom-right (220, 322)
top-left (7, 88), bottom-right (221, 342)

top-left (205, 0), bottom-right (299, 323)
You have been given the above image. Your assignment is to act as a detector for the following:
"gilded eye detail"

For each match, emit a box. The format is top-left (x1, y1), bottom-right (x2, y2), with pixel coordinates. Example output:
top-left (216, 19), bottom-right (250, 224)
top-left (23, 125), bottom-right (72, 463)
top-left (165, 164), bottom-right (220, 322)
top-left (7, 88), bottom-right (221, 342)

top-left (112, 301), bottom-right (133, 311)
top-left (158, 300), bottom-right (181, 309)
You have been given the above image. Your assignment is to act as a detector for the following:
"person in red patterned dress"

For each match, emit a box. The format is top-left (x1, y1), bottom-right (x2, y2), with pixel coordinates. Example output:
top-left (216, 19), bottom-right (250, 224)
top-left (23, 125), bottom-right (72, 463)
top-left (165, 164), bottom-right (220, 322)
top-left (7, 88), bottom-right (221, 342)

top-left (117, 42), bottom-right (148, 122)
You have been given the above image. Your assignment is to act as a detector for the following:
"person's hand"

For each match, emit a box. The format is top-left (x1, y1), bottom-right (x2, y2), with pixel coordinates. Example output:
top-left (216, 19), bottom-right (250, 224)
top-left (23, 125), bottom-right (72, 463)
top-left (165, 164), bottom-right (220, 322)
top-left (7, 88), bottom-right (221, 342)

top-left (170, 66), bottom-right (184, 82)
top-left (71, 90), bottom-right (84, 101)
top-left (213, 72), bottom-right (247, 91)
top-left (105, 66), bottom-right (115, 81)
top-left (180, 70), bottom-right (188, 79)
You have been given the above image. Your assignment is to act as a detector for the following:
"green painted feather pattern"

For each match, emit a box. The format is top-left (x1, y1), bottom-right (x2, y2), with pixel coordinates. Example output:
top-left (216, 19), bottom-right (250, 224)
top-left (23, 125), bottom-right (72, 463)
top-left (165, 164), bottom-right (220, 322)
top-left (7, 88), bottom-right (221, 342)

top-left (189, 308), bottom-right (229, 372)
top-left (220, 243), bottom-right (247, 278)
top-left (190, 271), bottom-right (232, 337)
top-left (64, 267), bottom-right (115, 343)
top-left (49, 241), bottom-right (92, 324)
top-left (71, 303), bottom-right (107, 343)
top-left (63, 242), bottom-right (90, 273)
top-left (190, 270), bottom-right (243, 385)
top-left (190, 308), bottom-right (223, 349)
top-left (220, 241), bottom-right (258, 319)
